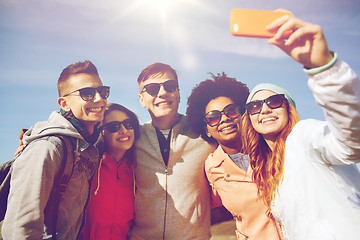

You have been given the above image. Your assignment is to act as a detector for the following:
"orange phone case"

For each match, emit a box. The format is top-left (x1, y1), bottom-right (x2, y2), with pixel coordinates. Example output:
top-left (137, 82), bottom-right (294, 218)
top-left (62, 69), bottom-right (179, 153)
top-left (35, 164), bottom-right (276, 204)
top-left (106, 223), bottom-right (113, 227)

top-left (230, 9), bottom-right (292, 38)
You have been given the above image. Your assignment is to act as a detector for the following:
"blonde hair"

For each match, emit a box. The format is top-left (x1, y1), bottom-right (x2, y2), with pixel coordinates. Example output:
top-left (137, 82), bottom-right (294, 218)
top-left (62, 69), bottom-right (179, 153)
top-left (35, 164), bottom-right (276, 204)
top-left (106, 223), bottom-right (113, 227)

top-left (242, 103), bottom-right (299, 207)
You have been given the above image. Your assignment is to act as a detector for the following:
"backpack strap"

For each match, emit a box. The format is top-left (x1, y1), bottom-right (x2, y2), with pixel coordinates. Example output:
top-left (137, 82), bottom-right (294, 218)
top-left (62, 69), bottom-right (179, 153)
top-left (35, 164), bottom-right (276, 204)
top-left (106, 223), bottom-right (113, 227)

top-left (50, 136), bottom-right (74, 240)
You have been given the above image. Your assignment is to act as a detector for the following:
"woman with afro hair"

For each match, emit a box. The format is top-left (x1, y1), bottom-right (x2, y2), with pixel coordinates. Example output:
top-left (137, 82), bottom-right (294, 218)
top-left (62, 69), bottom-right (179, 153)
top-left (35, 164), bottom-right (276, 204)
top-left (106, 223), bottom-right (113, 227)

top-left (186, 73), bottom-right (283, 240)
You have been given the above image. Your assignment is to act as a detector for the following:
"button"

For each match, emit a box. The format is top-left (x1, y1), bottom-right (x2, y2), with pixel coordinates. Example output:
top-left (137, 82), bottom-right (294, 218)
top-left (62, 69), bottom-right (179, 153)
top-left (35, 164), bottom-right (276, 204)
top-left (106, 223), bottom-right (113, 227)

top-left (226, 174), bottom-right (230, 178)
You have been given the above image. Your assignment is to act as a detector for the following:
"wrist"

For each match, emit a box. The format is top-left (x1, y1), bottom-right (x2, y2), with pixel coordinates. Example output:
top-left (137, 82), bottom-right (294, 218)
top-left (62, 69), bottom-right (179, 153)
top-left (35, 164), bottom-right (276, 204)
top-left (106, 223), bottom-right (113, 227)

top-left (303, 51), bottom-right (337, 75)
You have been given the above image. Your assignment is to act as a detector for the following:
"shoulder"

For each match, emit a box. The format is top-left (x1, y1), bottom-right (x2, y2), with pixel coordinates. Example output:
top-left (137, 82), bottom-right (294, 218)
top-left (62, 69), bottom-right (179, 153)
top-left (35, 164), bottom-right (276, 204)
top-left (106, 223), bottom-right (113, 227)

top-left (14, 135), bottom-right (73, 170)
top-left (205, 146), bottom-right (225, 169)
top-left (289, 119), bottom-right (326, 139)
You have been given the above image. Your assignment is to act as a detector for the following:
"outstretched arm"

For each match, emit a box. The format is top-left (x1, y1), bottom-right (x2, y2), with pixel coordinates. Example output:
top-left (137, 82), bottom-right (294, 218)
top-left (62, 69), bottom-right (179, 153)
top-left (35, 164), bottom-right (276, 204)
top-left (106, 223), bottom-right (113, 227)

top-left (266, 14), bottom-right (333, 69)
top-left (267, 12), bottom-right (360, 164)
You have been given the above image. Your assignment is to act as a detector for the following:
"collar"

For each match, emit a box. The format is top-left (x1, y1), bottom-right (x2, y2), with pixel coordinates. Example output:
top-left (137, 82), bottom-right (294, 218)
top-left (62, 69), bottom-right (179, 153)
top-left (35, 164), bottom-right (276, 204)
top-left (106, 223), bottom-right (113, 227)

top-left (60, 109), bottom-right (100, 144)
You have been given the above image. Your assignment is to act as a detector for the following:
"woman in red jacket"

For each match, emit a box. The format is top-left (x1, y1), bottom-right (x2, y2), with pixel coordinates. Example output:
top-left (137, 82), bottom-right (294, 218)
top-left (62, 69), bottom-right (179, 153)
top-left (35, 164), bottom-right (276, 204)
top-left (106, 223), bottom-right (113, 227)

top-left (80, 103), bottom-right (140, 240)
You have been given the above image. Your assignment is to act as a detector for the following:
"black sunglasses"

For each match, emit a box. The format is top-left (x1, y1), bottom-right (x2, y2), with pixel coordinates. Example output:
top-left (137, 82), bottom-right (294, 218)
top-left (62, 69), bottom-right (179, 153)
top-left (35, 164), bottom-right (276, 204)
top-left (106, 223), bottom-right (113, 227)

top-left (141, 80), bottom-right (178, 96)
top-left (204, 103), bottom-right (241, 127)
top-left (100, 119), bottom-right (134, 133)
top-left (246, 94), bottom-right (286, 115)
top-left (63, 86), bottom-right (110, 101)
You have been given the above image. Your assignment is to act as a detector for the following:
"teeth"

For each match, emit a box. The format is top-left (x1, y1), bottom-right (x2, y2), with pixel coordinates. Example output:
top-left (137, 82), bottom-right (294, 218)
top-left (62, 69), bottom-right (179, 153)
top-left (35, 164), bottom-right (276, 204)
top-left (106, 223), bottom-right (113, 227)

top-left (88, 107), bottom-right (102, 112)
top-left (157, 102), bottom-right (170, 106)
top-left (220, 125), bottom-right (236, 132)
top-left (261, 117), bottom-right (276, 123)
top-left (119, 137), bottom-right (130, 141)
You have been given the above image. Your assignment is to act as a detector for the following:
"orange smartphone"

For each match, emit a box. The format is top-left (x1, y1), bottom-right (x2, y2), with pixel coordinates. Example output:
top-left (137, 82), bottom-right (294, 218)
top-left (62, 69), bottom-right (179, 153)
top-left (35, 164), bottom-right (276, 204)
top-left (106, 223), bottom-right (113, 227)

top-left (230, 9), bottom-right (292, 38)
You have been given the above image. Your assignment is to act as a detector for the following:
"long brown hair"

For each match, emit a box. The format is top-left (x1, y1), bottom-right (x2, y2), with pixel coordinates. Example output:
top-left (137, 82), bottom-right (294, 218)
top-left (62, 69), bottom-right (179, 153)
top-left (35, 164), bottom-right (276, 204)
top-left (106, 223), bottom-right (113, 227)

top-left (102, 103), bottom-right (140, 166)
top-left (242, 102), bottom-right (299, 206)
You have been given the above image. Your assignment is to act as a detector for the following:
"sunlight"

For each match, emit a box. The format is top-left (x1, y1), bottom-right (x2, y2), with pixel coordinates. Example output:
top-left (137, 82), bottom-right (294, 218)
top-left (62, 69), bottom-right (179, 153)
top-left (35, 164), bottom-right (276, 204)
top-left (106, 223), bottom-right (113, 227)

top-left (138, 0), bottom-right (175, 15)
top-left (107, 0), bottom-right (211, 70)
top-left (146, 0), bottom-right (172, 9)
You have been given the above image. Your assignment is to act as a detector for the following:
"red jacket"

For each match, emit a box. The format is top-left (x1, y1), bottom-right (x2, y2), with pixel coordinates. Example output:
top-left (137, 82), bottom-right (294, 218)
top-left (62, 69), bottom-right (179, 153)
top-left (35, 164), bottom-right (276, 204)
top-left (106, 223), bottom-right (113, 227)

top-left (80, 152), bottom-right (135, 240)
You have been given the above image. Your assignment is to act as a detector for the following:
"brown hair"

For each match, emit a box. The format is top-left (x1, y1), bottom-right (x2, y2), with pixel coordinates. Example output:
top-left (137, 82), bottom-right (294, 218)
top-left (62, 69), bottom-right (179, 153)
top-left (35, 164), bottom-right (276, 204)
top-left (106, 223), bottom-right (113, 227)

top-left (57, 60), bottom-right (99, 96)
top-left (137, 62), bottom-right (178, 84)
top-left (242, 102), bottom-right (299, 207)
top-left (102, 103), bottom-right (140, 166)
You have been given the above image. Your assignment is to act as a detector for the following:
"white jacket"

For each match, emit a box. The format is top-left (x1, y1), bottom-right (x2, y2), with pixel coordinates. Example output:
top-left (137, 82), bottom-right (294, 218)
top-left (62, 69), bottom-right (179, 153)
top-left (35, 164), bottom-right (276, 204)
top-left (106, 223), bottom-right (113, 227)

top-left (271, 60), bottom-right (360, 239)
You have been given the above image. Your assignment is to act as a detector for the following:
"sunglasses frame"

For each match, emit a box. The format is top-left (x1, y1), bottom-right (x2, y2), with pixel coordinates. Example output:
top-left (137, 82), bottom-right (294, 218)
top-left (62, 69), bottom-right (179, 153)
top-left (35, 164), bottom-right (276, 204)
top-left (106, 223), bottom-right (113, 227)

top-left (246, 94), bottom-right (286, 115)
top-left (140, 80), bottom-right (178, 96)
top-left (100, 119), bottom-right (134, 133)
top-left (63, 86), bottom-right (110, 101)
top-left (204, 103), bottom-right (241, 127)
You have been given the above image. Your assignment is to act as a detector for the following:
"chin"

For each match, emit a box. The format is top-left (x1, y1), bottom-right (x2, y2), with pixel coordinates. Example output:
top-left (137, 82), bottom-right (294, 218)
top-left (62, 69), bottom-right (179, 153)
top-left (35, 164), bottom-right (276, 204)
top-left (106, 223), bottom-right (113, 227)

top-left (154, 110), bottom-right (176, 118)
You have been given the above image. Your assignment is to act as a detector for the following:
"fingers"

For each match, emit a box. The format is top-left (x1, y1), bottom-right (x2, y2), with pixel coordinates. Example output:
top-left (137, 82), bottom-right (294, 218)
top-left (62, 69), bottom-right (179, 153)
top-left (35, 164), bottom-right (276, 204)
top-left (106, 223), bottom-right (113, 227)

top-left (268, 15), bottom-right (323, 44)
top-left (266, 15), bottom-right (291, 34)
top-left (276, 17), bottom-right (307, 40)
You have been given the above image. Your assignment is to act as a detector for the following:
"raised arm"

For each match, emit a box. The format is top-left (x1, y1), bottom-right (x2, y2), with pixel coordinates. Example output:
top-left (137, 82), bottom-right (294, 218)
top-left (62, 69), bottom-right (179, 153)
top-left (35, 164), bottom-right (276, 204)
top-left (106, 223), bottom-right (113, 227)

top-left (266, 14), bottom-right (333, 69)
top-left (267, 13), bottom-right (360, 164)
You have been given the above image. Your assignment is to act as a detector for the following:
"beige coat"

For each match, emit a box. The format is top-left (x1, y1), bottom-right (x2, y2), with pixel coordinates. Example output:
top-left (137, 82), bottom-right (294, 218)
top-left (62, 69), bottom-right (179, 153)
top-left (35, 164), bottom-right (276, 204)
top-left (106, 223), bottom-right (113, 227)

top-left (205, 146), bottom-right (282, 240)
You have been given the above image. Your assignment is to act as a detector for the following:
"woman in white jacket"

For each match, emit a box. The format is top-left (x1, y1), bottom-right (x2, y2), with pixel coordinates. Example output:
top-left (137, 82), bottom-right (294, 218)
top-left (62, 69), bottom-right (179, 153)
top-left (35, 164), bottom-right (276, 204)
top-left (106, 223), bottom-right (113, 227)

top-left (242, 14), bottom-right (360, 239)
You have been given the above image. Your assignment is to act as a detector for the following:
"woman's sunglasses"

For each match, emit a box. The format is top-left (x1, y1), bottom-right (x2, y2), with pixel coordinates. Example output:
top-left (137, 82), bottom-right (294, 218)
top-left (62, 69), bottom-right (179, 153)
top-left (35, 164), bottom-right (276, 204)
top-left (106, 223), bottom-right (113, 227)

top-left (204, 103), bottom-right (241, 127)
top-left (141, 80), bottom-right (178, 97)
top-left (246, 94), bottom-right (286, 115)
top-left (100, 119), bottom-right (134, 133)
top-left (63, 86), bottom-right (110, 101)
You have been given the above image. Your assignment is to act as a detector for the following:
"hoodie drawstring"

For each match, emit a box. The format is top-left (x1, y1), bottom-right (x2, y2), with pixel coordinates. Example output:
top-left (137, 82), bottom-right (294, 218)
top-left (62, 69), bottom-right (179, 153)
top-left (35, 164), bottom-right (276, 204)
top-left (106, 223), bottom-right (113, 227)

top-left (94, 154), bottom-right (104, 195)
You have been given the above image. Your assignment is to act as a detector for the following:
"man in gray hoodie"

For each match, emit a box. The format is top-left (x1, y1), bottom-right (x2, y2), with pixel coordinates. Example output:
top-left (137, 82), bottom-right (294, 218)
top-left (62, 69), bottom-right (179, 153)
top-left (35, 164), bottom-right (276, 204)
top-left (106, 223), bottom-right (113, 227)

top-left (130, 63), bottom-right (216, 240)
top-left (2, 60), bottom-right (109, 239)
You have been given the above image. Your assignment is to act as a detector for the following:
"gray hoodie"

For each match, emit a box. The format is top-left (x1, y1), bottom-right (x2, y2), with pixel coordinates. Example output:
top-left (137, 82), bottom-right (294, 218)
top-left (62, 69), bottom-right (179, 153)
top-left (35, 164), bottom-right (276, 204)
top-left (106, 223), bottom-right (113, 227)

top-left (2, 111), bottom-right (100, 240)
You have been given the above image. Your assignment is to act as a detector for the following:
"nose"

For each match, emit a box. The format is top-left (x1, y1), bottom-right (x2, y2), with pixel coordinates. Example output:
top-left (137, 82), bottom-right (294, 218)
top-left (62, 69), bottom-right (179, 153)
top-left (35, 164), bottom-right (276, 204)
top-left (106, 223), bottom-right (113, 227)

top-left (157, 85), bottom-right (167, 96)
top-left (260, 102), bottom-right (271, 114)
top-left (118, 124), bottom-right (128, 133)
top-left (219, 112), bottom-right (231, 124)
top-left (93, 91), bottom-right (103, 102)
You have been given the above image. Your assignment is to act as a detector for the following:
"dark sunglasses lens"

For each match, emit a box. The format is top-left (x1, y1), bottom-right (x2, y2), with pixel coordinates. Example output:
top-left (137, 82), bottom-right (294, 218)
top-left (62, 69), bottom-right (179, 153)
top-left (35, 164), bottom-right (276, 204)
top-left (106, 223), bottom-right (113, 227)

top-left (163, 80), bottom-right (178, 93)
top-left (267, 95), bottom-right (284, 108)
top-left (146, 83), bottom-right (161, 96)
top-left (105, 122), bottom-right (120, 133)
top-left (98, 86), bottom-right (110, 99)
top-left (205, 111), bottom-right (221, 127)
top-left (247, 102), bottom-right (262, 115)
top-left (224, 105), bottom-right (240, 118)
top-left (122, 119), bottom-right (134, 130)
top-left (79, 88), bottom-right (96, 101)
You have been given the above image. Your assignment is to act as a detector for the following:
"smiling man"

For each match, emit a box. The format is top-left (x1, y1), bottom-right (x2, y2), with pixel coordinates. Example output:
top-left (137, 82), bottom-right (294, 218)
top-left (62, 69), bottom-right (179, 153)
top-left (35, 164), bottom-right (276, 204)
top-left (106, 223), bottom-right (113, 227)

top-left (2, 60), bottom-right (108, 239)
top-left (130, 63), bottom-right (216, 240)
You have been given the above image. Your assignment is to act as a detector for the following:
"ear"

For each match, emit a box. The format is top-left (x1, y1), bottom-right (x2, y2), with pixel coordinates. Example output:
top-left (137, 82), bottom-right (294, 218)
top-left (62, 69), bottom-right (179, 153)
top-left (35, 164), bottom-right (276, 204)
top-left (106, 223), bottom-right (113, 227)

top-left (177, 88), bottom-right (181, 103)
top-left (205, 125), bottom-right (212, 138)
top-left (57, 97), bottom-right (71, 112)
top-left (138, 93), bottom-right (146, 108)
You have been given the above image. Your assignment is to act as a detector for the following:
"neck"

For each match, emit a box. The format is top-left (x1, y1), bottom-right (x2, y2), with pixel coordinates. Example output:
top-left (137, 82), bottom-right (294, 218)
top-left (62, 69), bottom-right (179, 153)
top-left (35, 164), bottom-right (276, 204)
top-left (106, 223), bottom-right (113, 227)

top-left (152, 113), bottom-right (180, 130)
top-left (84, 122), bottom-right (96, 135)
top-left (264, 137), bottom-right (276, 151)
top-left (221, 140), bottom-right (242, 155)
top-left (87, 127), bottom-right (94, 135)
top-left (108, 149), bottom-right (126, 163)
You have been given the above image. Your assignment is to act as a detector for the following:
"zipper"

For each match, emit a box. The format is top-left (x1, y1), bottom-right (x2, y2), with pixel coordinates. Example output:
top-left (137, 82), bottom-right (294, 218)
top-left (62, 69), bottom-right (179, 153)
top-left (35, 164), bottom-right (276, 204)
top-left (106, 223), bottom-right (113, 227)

top-left (162, 167), bottom-right (168, 240)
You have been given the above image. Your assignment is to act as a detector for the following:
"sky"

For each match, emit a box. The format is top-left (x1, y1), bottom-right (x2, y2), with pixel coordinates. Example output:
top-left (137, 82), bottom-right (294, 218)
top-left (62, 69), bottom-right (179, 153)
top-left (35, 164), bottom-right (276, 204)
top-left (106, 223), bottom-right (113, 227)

top-left (1, 0), bottom-right (360, 162)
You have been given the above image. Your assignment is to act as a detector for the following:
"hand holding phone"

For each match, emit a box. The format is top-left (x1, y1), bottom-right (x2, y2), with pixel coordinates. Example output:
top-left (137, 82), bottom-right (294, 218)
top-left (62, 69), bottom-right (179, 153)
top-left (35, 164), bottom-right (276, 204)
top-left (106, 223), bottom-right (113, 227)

top-left (230, 9), bottom-right (292, 38)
